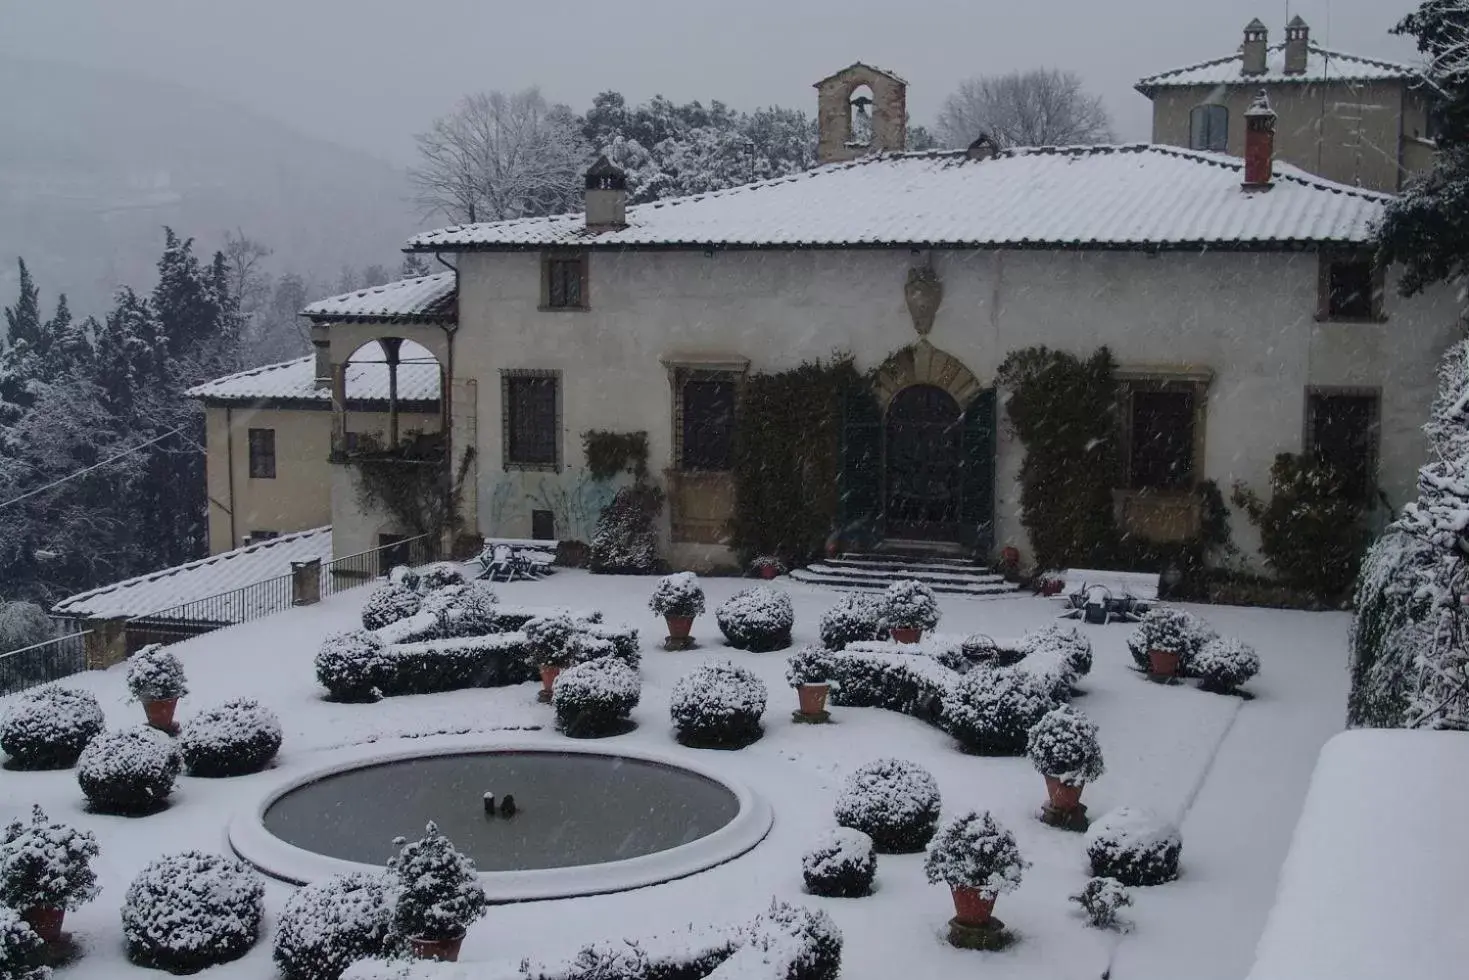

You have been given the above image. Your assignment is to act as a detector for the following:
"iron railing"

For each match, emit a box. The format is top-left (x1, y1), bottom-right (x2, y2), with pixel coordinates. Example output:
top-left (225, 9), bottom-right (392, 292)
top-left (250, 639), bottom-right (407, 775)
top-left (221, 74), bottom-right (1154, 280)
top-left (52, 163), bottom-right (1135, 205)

top-left (323, 532), bottom-right (439, 598)
top-left (122, 572), bottom-right (296, 653)
top-left (0, 632), bottom-right (89, 697)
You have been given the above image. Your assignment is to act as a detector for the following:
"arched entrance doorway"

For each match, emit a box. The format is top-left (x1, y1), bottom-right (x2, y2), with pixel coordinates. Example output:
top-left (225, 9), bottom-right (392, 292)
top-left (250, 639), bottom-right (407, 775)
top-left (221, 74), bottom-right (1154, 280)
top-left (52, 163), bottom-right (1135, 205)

top-left (884, 384), bottom-right (962, 540)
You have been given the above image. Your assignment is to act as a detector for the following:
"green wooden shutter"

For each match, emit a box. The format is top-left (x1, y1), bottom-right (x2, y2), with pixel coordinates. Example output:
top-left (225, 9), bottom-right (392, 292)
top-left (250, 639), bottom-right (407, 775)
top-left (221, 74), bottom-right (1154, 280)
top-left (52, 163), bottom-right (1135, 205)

top-left (960, 388), bottom-right (997, 555)
top-left (839, 384), bottom-right (883, 548)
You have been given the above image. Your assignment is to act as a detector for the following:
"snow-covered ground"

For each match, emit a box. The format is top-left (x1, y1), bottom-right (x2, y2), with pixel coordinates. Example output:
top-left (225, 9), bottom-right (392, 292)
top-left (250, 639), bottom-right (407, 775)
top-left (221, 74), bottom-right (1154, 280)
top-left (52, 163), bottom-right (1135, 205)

top-left (1, 571), bottom-right (1350, 979)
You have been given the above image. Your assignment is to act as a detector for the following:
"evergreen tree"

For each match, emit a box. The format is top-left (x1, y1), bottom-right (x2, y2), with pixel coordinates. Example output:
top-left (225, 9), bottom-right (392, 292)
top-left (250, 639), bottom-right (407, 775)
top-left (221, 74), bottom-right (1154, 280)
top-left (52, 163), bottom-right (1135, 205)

top-left (3, 258), bottom-right (42, 349)
top-left (400, 254), bottom-right (431, 279)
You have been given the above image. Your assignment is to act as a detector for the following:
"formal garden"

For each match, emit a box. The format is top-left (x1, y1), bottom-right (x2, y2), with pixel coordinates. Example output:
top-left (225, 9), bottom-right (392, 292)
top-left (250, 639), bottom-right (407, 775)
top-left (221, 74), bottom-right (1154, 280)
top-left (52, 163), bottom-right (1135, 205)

top-left (0, 565), bottom-right (1350, 980)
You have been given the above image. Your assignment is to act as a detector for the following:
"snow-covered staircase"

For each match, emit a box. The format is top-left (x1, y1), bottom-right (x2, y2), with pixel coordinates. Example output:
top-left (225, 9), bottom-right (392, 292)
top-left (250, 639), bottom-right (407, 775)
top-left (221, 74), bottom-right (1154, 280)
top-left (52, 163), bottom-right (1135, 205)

top-left (788, 553), bottom-right (1021, 597)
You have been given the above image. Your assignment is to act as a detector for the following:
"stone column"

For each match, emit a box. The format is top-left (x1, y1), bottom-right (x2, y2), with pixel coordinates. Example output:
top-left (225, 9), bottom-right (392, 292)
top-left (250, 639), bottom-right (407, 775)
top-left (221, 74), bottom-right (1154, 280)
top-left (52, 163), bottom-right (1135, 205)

top-left (83, 617), bottom-right (128, 670)
top-left (291, 558), bottom-right (322, 606)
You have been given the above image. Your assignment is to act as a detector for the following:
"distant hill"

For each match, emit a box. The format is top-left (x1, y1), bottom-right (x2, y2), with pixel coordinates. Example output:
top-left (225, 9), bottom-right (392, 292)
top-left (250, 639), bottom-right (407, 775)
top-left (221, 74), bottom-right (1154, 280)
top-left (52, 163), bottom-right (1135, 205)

top-left (0, 58), bottom-right (426, 320)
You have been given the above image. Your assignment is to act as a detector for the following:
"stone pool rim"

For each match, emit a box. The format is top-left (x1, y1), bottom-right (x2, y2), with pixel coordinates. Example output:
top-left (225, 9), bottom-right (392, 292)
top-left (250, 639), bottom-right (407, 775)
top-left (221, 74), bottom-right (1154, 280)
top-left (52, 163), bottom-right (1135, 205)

top-left (226, 736), bottom-right (774, 902)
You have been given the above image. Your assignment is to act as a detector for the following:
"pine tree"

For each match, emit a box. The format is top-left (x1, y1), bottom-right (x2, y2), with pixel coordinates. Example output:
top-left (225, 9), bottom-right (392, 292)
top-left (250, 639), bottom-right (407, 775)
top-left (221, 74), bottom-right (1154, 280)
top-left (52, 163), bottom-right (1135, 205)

top-left (3, 258), bottom-right (42, 349)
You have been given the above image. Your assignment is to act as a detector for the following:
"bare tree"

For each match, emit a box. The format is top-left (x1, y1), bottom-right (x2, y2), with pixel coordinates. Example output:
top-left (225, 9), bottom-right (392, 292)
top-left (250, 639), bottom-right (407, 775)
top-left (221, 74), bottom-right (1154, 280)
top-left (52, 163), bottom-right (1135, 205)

top-left (936, 69), bottom-right (1115, 150)
top-left (410, 88), bottom-right (589, 224)
top-left (221, 229), bottom-right (271, 314)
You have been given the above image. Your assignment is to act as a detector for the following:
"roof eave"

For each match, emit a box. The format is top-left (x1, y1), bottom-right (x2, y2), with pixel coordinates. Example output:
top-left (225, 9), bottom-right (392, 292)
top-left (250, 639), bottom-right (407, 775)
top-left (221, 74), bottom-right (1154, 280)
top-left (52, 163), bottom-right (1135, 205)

top-left (397, 238), bottom-right (1369, 255)
top-left (300, 312), bottom-right (456, 325)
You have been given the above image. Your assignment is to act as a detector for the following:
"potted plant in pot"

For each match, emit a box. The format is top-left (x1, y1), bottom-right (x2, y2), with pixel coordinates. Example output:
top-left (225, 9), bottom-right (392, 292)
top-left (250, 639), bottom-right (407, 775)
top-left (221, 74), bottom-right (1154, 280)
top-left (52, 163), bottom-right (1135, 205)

top-left (882, 580), bottom-right (940, 644)
top-left (923, 810), bottom-right (1026, 949)
top-left (648, 572), bottom-right (706, 649)
top-left (1026, 706), bottom-right (1104, 830)
top-left (0, 806), bottom-right (100, 947)
top-left (1126, 609), bottom-right (1196, 682)
top-left (389, 823), bottom-right (486, 962)
top-left (786, 646), bottom-right (837, 723)
top-left (126, 644), bottom-right (188, 733)
top-left (524, 614), bottom-right (579, 702)
top-left (750, 556), bottom-right (786, 580)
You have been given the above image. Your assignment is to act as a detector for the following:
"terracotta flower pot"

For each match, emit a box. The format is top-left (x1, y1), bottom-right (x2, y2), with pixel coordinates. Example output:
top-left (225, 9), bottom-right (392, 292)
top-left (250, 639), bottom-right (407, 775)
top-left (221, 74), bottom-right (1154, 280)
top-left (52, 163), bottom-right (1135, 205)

top-left (949, 886), bottom-right (995, 926)
top-left (1040, 579), bottom-right (1064, 597)
top-left (890, 627), bottom-right (923, 644)
top-left (1044, 775), bottom-right (1085, 811)
top-left (759, 565), bottom-right (778, 580)
top-left (409, 930), bottom-right (465, 962)
top-left (665, 615), bottom-right (694, 640)
top-left (1148, 649), bottom-right (1181, 678)
top-left (797, 683), bottom-right (830, 716)
top-left (22, 906), bottom-right (63, 945)
top-left (143, 698), bottom-right (179, 732)
top-left (539, 665), bottom-right (562, 695)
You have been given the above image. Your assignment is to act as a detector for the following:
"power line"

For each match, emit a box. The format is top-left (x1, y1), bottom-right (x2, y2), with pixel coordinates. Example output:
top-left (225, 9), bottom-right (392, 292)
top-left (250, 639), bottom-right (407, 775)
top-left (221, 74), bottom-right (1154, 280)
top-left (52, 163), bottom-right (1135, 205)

top-left (0, 426), bottom-right (186, 511)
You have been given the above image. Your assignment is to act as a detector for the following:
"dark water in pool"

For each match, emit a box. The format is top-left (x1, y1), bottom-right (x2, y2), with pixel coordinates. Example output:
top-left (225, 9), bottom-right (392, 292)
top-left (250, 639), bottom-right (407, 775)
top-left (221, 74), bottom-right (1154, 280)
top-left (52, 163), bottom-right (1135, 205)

top-left (263, 752), bottom-right (741, 870)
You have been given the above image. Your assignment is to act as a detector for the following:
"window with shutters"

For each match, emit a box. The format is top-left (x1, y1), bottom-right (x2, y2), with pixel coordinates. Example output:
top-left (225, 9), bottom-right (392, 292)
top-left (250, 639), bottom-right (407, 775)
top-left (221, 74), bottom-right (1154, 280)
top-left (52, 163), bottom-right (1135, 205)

top-left (247, 428), bottom-right (276, 479)
top-left (502, 370), bottom-right (560, 470)
top-left (541, 252), bottom-right (588, 310)
top-left (1189, 104), bottom-right (1229, 152)
top-left (1305, 389), bottom-right (1379, 503)
top-left (678, 374), bottom-right (738, 471)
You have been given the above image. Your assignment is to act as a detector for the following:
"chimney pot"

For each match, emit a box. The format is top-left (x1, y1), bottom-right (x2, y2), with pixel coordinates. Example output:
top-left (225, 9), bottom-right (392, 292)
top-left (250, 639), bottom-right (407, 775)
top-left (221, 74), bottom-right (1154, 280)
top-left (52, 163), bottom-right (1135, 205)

top-left (966, 134), bottom-right (998, 161)
top-left (1241, 18), bottom-right (1269, 76)
top-left (1242, 90), bottom-right (1276, 190)
top-left (1284, 15), bottom-right (1309, 75)
top-left (584, 155), bottom-right (628, 230)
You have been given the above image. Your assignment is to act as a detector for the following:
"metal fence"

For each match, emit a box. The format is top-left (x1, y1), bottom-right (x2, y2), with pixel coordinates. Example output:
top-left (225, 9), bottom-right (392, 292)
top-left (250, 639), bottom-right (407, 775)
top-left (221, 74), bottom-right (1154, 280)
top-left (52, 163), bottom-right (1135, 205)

top-left (122, 572), bottom-right (297, 654)
top-left (0, 632), bottom-right (89, 697)
top-left (323, 532), bottom-right (439, 598)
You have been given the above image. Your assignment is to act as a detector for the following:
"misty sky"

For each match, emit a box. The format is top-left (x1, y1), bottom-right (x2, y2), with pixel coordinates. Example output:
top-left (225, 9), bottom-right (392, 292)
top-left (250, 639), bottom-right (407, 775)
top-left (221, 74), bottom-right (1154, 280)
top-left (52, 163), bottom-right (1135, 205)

top-left (2, 0), bottom-right (1423, 166)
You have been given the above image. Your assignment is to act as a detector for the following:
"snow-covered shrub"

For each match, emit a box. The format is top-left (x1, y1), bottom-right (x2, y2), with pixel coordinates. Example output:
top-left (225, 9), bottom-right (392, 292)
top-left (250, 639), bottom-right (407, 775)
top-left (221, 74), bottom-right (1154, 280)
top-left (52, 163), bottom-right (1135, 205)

top-left (525, 614), bottom-right (580, 668)
top-left (380, 633), bottom-right (532, 695)
top-left (1085, 807), bottom-right (1182, 886)
top-left (578, 623), bottom-right (641, 670)
top-left (419, 583), bottom-right (501, 638)
top-left (822, 648), bottom-right (950, 720)
top-left (76, 727), bottom-right (181, 815)
top-left (749, 556), bottom-right (786, 578)
top-left (122, 852), bottom-right (265, 972)
top-left (1071, 876), bottom-right (1131, 929)
top-left (389, 823), bottom-right (486, 941)
top-left (881, 580), bottom-right (940, 632)
top-left (1193, 637), bottom-right (1261, 694)
top-left (922, 811), bottom-right (1026, 898)
top-left (590, 485), bottom-right (661, 575)
top-left (786, 646), bottom-right (837, 687)
top-left (1010, 644), bottom-right (1079, 703)
top-left (0, 806), bottom-right (99, 915)
top-left (1126, 608), bottom-right (1215, 672)
top-left (316, 630), bottom-right (393, 702)
top-left (0, 601), bottom-right (53, 655)
top-left (554, 658), bottom-right (641, 737)
top-left (740, 900), bottom-right (842, 980)
top-left (418, 562), bottom-right (467, 592)
top-left (0, 686), bottom-right (104, 770)
top-left (801, 828), bottom-right (876, 898)
top-left (715, 586), bottom-right (794, 652)
top-left (818, 594), bottom-right (882, 651)
top-left (1026, 705), bottom-right (1105, 785)
top-left (648, 572), bottom-right (705, 619)
top-left (388, 565), bottom-right (420, 591)
top-left (834, 758), bottom-right (942, 853)
top-left (360, 583), bottom-right (422, 631)
top-left (125, 644), bottom-right (187, 702)
top-left (0, 905), bottom-right (46, 980)
top-left (669, 660), bottom-right (768, 747)
top-left (942, 667), bottom-right (1057, 755)
top-left (179, 698), bottom-right (282, 777)
top-left (274, 872), bottom-right (399, 980)
top-left (1019, 622), bottom-right (1092, 677)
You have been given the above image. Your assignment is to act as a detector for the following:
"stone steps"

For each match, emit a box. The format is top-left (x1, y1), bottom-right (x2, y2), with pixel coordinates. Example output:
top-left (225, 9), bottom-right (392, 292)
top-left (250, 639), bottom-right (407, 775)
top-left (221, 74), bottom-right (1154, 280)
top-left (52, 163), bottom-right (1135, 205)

top-left (788, 552), bottom-right (1023, 597)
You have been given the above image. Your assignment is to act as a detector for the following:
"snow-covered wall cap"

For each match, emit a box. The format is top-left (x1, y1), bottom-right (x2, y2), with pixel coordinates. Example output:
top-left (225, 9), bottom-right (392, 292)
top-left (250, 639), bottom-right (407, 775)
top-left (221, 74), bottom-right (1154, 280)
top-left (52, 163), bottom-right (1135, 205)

top-left (406, 144), bottom-right (1390, 253)
top-left (1137, 42), bottom-right (1427, 93)
top-left (52, 526), bottom-right (332, 621)
top-left (1245, 90), bottom-right (1276, 119)
top-left (301, 272), bottom-right (456, 323)
top-left (185, 344), bottom-right (441, 405)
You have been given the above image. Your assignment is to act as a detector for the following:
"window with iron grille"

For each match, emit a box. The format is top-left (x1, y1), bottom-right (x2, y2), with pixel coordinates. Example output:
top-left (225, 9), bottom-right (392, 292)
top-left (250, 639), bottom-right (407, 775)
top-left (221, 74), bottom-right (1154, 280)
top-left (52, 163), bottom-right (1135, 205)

top-left (1189, 105), bottom-right (1229, 152)
top-left (503, 372), bottom-right (560, 469)
top-left (1125, 388), bottom-right (1195, 490)
top-left (679, 375), bottom-right (737, 471)
top-left (542, 253), bottom-right (587, 309)
top-left (248, 428), bottom-right (276, 479)
top-left (1307, 390), bottom-right (1378, 502)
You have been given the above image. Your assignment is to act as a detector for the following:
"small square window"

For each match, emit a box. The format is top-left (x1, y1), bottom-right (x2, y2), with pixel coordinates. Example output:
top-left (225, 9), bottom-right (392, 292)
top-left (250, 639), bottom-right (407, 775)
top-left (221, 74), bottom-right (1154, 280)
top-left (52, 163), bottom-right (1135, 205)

top-left (542, 253), bottom-right (587, 309)
top-left (503, 372), bottom-right (560, 469)
top-left (1320, 255), bottom-right (1385, 321)
top-left (248, 428), bottom-right (276, 479)
top-left (248, 530), bottom-right (279, 543)
top-left (1123, 387), bottom-right (1196, 490)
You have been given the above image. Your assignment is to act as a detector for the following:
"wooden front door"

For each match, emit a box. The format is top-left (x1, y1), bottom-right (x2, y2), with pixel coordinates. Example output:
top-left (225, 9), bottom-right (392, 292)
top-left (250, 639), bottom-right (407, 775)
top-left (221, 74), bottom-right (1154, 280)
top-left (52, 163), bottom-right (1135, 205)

top-left (884, 385), bottom-right (962, 540)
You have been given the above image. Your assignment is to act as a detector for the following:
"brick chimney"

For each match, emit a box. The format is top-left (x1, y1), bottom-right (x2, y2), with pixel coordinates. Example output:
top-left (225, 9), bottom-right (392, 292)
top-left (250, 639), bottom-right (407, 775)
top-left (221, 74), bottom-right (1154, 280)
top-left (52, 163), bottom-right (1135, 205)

top-left (1243, 90), bottom-right (1276, 190)
top-left (1284, 15), bottom-right (1309, 75)
top-left (1241, 18), bottom-right (1268, 76)
top-left (585, 155), bottom-right (627, 231)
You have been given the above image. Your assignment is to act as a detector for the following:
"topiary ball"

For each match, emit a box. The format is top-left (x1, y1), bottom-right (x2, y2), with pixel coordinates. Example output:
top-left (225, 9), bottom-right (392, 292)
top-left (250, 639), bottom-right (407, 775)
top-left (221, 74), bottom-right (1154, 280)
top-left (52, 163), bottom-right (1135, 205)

top-left (77, 726), bottom-right (182, 815)
top-left (273, 872), bottom-right (399, 980)
top-left (0, 905), bottom-right (46, 980)
top-left (180, 698), bottom-right (283, 777)
top-left (818, 594), bottom-right (882, 651)
top-left (1126, 609), bottom-right (1217, 672)
top-left (316, 630), bottom-right (392, 702)
top-left (553, 658), bottom-right (641, 738)
top-left (418, 562), bottom-right (467, 592)
top-left (1020, 622), bottom-right (1093, 678)
top-left (360, 582), bottom-right (422, 631)
top-left (833, 757), bottom-right (942, 854)
top-left (1085, 807), bottom-right (1182, 886)
top-left (0, 686), bottom-right (104, 770)
top-left (122, 852), bottom-right (265, 972)
top-left (1193, 637), bottom-right (1261, 693)
top-left (942, 667), bottom-right (1057, 755)
top-left (801, 828), bottom-right (877, 898)
top-left (669, 660), bottom-right (768, 748)
top-left (715, 587), bottom-right (795, 653)
top-left (419, 583), bottom-right (500, 638)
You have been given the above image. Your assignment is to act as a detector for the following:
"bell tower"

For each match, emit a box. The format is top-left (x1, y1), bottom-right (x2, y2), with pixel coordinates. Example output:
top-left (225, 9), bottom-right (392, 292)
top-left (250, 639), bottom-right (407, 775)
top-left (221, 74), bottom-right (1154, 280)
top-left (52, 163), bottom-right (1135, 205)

top-left (814, 63), bottom-right (908, 164)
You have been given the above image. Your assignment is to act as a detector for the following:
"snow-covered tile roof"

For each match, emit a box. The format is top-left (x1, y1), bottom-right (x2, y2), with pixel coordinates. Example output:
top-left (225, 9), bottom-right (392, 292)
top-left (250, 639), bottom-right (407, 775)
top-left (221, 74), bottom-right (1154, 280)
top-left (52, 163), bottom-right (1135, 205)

top-left (186, 342), bottom-right (441, 404)
top-left (51, 527), bottom-right (333, 621)
top-left (1137, 43), bottom-right (1425, 92)
top-left (406, 145), bottom-right (1389, 252)
top-left (301, 272), bottom-right (455, 323)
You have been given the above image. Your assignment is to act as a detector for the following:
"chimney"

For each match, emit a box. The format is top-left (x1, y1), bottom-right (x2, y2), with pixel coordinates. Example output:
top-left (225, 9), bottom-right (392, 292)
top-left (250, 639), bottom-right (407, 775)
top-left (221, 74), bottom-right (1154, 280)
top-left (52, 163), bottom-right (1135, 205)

top-left (1241, 18), bottom-right (1268, 76)
top-left (1284, 15), bottom-right (1309, 75)
top-left (966, 134), bottom-right (998, 161)
top-left (311, 325), bottom-right (331, 389)
top-left (1243, 90), bottom-right (1276, 190)
top-left (584, 155), bottom-right (627, 231)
